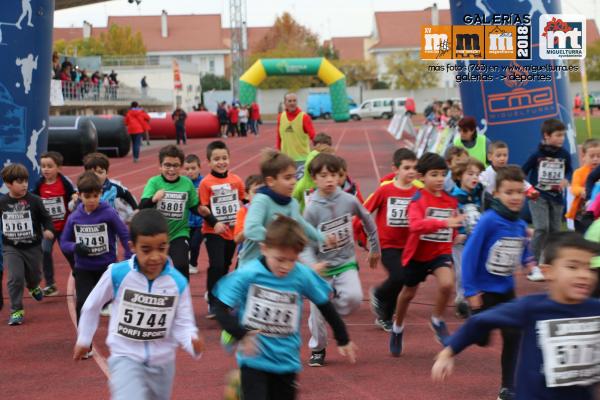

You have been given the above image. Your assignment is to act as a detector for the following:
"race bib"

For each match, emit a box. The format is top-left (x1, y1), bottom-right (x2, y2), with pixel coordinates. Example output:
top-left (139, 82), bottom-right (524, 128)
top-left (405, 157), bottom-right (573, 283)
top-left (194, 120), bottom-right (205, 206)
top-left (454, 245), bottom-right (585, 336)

top-left (75, 223), bottom-right (109, 256)
top-left (386, 197), bottom-right (410, 227)
top-left (157, 191), bottom-right (188, 220)
top-left (318, 213), bottom-right (352, 253)
top-left (420, 207), bottom-right (453, 242)
top-left (537, 316), bottom-right (600, 387)
top-left (210, 188), bottom-right (239, 225)
top-left (116, 289), bottom-right (177, 341)
top-left (42, 197), bottom-right (66, 221)
top-left (242, 284), bottom-right (299, 337)
top-left (2, 210), bottom-right (34, 242)
top-left (538, 159), bottom-right (565, 188)
top-left (462, 203), bottom-right (481, 235)
top-left (485, 237), bottom-right (524, 276)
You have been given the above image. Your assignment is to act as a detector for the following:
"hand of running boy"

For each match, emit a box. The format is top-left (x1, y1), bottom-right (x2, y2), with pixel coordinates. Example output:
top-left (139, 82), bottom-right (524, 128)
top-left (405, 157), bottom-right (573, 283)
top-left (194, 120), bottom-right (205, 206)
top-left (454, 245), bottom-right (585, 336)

top-left (559, 179), bottom-right (569, 190)
top-left (453, 234), bottom-right (466, 245)
top-left (192, 334), bottom-right (205, 355)
top-left (197, 205), bottom-right (211, 217)
top-left (466, 293), bottom-right (483, 310)
top-left (312, 262), bottom-right (328, 275)
top-left (73, 344), bottom-right (90, 361)
top-left (152, 189), bottom-right (165, 203)
top-left (239, 330), bottom-right (260, 356)
top-left (447, 214), bottom-right (465, 228)
top-left (431, 347), bottom-right (455, 382)
top-left (214, 222), bottom-right (229, 235)
top-left (43, 230), bottom-right (54, 241)
top-left (368, 252), bottom-right (380, 269)
top-left (337, 341), bottom-right (358, 364)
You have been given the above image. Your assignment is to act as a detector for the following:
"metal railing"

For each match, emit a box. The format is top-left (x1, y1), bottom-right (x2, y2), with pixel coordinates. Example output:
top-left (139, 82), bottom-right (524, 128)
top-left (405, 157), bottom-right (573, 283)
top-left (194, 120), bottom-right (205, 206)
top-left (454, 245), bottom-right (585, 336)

top-left (57, 80), bottom-right (121, 101)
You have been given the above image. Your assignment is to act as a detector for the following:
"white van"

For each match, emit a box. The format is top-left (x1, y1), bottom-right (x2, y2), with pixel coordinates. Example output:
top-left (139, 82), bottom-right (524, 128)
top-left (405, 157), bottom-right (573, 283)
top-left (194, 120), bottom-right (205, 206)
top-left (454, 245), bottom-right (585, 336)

top-left (350, 98), bottom-right (394, 120)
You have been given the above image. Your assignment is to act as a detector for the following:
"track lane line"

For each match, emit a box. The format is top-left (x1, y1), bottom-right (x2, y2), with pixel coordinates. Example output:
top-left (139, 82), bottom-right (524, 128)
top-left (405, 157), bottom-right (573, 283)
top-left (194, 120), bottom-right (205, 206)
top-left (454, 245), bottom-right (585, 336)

top-left (363, 129), bottom-right (381, 181)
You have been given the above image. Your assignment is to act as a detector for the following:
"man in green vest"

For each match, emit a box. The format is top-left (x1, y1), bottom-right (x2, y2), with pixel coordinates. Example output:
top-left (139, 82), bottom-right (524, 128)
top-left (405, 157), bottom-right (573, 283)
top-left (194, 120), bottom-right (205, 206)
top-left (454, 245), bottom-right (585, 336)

top-left (276, 92), bottom-right (316, 179)
top-left (453, 116), bottom-right (490, 166)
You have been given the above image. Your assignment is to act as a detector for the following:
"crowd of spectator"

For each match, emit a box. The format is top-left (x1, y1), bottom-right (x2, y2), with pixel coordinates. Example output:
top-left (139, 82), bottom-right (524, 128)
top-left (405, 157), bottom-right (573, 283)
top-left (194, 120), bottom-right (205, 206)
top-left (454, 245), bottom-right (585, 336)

top-left (216, 101), bottom-right (261, 138)
top-left (423, 99), bottom-right (464, 128)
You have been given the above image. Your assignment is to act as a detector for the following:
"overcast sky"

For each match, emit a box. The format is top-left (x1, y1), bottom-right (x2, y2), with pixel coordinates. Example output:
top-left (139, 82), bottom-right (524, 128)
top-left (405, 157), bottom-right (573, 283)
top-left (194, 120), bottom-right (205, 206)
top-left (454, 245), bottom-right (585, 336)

top-left (55, 0), bottom-right (597, 39)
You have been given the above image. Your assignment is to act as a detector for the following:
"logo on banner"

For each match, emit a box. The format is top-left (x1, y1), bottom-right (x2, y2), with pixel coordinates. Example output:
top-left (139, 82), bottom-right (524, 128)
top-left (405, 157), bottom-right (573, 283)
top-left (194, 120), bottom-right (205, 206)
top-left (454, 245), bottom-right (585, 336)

top-left (453, 26), bottom-right (484, 59)
top-left (539, 14), bottom-right (585, 59)
top-left (421, 25), bottom-right (452, 60)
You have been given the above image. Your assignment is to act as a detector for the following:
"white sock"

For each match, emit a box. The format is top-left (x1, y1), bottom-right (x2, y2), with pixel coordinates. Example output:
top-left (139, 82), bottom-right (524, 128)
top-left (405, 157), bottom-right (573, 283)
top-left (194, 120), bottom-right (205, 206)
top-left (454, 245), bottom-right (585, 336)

top-left (431, 316), bottom-right (442, 325)
top-left (392, 322), bottom-right (404, 334)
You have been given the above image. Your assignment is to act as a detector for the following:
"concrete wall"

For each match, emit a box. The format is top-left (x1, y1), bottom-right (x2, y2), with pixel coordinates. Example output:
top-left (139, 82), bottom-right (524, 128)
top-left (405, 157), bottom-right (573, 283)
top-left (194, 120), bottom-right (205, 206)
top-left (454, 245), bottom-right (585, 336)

top-left (205, 80), bottom-right (600, 116)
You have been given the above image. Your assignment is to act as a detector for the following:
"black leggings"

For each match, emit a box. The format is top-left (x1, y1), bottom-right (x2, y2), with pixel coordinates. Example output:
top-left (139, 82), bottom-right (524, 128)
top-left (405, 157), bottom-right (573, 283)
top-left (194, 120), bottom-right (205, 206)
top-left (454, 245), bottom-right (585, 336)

top-left (169, 237), bottom-right (189, 280)
top-left (205, 234), bottom-right (236, 305)
top-left (241, 366), bottom-right (296, 400)
top-left (75, 268), bottom-right (105, 323)
top-left (473, 291), bottom-right (521, 389)
top-left (374, 248), bottom-right (404, 320)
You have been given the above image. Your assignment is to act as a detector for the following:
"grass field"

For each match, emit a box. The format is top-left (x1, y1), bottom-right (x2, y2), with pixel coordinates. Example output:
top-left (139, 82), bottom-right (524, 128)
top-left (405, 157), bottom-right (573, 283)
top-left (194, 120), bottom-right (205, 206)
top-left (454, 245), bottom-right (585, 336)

top-left (575, 115), bottom-right (600, 143)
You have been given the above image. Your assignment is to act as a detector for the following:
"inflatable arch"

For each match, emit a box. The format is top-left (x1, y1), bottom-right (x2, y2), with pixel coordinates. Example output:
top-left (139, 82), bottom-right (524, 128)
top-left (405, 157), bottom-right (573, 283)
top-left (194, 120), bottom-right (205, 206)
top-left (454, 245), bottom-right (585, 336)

top-left (239, 58), bottom-right (350, 122)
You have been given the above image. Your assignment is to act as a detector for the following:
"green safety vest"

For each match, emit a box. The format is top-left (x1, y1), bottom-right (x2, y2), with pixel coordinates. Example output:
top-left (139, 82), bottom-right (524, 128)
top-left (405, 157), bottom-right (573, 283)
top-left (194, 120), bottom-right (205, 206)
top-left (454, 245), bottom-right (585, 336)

top-left (279, 111), bottom-right (310, 162)
top-left (453, 134), bottom-right (487, 166)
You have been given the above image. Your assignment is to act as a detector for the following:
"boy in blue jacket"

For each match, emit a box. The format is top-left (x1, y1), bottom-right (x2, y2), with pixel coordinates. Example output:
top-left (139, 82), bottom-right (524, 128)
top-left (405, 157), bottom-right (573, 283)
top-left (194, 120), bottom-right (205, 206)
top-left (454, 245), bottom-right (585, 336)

top-left (183, 154), bottom-right (204, 275)
top-left (61, 172), bottom-right (132, 339)
top-left (433, 231), bottom-right (600, 400)
top-left (459, 165), bottom-right (535, 400)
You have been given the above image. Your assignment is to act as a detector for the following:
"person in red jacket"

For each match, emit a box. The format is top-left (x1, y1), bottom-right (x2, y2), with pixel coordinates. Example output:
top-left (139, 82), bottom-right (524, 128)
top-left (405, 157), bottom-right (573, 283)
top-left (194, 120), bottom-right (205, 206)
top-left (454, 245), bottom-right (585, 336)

top-left (249, 101), bottom-right (261, 136)
top-left (124, 101), bottom-right (150, 163)
top-left (227, 103), bottom-right (240, 137)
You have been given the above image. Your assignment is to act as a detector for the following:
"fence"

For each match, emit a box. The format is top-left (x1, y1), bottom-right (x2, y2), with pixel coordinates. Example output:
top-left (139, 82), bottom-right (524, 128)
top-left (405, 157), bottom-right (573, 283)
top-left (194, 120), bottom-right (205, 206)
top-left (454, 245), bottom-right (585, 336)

top-left (58, 80), bottom-right (120, 101)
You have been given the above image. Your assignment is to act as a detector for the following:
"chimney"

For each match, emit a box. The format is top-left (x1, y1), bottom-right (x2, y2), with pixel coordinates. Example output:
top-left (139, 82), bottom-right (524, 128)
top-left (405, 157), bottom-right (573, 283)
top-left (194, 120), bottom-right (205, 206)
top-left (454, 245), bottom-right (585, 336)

top-left (83, 20), bottom-right (92, 39)
top-left (161, 10), bottom-right (168, 38)
top-left (431, 3), bottom-right (439, 26)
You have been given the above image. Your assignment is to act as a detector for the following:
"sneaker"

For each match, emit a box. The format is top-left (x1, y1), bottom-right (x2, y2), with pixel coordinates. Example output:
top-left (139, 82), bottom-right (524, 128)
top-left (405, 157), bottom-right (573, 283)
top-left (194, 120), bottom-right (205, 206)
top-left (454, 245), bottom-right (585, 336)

top-left (206, 305), bottom-right (216, 320)
top-left (375, 318), bottom-right (393, 332)
top-left (29, 286), bottom-right (44, 301)
top-left (100, 304), bottom-right (111, 317)
top-left (527, 266), bottom-right (545, 282)
top-left (83, 346), bottom-right (94, 360)
top-left (369, 287), bottom-right (386, 321)
top-left (389, 330), bottom-right (403, 357)
top-left (189, 265), bottom-right (199, 275)
top-left (497, 387), bottom-right (515, 400)
top-left (8, 310), bottom-right (24, 325)
top-left (430, 319), bottom-right (450, 345)
top-left (42, 284), bottom-right (59, 297)
top-left (308, 350), bottom-right (326, 367)
top-left (455, 300), bottom-right (470, 319)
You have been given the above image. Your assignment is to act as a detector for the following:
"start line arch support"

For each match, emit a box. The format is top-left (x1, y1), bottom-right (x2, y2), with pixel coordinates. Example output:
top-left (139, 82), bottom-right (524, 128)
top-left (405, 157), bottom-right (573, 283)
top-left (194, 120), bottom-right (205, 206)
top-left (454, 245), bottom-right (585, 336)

top-left (239, 58), bottom-right (350, 122)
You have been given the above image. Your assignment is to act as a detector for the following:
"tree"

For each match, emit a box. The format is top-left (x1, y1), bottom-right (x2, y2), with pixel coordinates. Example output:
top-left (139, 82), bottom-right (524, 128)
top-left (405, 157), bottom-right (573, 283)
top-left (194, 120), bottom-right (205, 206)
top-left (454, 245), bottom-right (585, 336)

top-left (201, 73), bottom-right (231, 91)
top-left (334, 59), bottom-right (378, 88)
top-left (569, 39), bottom-right (600, 81)
top-left (53, 24), bottom-right (146, 57)
top-left (385, 51), bottom-right (438, 90)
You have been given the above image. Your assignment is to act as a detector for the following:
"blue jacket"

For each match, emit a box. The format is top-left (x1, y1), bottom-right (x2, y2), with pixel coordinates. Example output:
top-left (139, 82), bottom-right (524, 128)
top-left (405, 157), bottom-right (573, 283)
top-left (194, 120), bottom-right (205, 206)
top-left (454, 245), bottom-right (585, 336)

top-left (450, 184), bottom-right (484, 235)
top-left (60, 202), bottom-right (132, 271)
top-left (522, 144), bottom-right (573, 203)
top-left (188, 175), bottom-right (203, 228)
top-left (448, 294), bottom-right (600, 400)
top-left (461, 209), bottom-right (532, 297)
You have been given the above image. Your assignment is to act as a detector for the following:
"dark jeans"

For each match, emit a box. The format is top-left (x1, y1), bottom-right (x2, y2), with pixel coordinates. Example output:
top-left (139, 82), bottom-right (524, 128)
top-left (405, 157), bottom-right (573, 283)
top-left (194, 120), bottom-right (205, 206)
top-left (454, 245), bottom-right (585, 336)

top-left (205, 234), bottom-right (236, 305)
top-left (228, 123), bottom-right (239, 137)
top-left (75, 268), bottom-right (105, 323)
top-left (241, 366), bottom-right (296, 400)
top-left (473, 291), bottom-right (520, 389)
top-left (42, 236), bottom-right (75, 286)
top-left (240, 122), bottom-right (247, 137)
top-left (130, 133), bottom-right (143, 161)
top-left (176, 128), bottom-right (186, 145)
top-left (189, 227), bottom-right (203, 268)
top-left (249, 119), bottom-right (259, 135)
top-left (169, 237), bottom-right (189, 280)
top-left (374, 248), bottom-right (404, 320)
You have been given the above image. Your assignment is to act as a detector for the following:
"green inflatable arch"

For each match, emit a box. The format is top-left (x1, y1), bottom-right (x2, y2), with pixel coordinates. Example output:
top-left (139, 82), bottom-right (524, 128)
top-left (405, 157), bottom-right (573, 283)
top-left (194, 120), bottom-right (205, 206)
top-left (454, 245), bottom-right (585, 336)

top-left (239, 57), bottom-right (350, 122)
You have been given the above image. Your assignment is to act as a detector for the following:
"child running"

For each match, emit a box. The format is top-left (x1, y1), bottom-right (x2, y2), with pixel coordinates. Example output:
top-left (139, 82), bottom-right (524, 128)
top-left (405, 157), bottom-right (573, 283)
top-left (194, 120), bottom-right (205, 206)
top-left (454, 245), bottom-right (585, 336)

top-left (33, 151), bottom-right (77, 296)
top-left (390, 152), bottom-right (465, 356)
top-left (301, 153), bottom-right (380, 366)
top-left (1, 164), bottom-right (54, 325)
top-left (367, 148), bottom-right (419, 332)
top-left (74, 209), bottom-right (204, 399)
top-left (213, 215), bottom-right (356, 399)
top-left (433, 232), bottom-right (600, 400)
top-left (460, 165), bottom-right (535, 400)
top-left (60, 172), bottom-right (132, 339)
top-left (566, 138), bottom-right (600, 232)
top-left (199, 140), bottom-right (245, 316)
top-left (233, 174), bottom-right (264, 245)
top-left (183, 154), bottom-right (204, 275)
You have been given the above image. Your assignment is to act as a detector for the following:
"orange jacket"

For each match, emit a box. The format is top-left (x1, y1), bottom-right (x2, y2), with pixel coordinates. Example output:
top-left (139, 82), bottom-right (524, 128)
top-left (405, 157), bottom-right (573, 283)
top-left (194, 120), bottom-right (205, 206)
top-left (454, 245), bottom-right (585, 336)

top-left (566, 165), bottom-right (591, 219)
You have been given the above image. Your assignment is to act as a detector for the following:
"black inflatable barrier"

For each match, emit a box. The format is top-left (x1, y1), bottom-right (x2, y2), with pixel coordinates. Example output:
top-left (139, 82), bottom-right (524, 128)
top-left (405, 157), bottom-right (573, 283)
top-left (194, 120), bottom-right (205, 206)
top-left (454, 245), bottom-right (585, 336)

top-left (48, 116), bottom-right (98, 165)
top-left (88, 115), bottom-right (130, 158)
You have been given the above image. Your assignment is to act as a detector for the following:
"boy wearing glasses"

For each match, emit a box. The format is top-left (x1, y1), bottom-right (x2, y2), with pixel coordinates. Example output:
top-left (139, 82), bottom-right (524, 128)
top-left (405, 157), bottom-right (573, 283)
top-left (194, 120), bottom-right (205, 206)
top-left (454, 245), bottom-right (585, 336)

top-left (140, 145), bottom-right (204, 280)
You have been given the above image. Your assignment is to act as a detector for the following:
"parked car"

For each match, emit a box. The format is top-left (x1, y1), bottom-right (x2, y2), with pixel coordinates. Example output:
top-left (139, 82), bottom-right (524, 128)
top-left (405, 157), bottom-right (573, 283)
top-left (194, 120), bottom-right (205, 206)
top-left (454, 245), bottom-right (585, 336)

top-left (306, 92), bottom-right (357, 119)
top-left (350, 98), bottom-right (395, 120)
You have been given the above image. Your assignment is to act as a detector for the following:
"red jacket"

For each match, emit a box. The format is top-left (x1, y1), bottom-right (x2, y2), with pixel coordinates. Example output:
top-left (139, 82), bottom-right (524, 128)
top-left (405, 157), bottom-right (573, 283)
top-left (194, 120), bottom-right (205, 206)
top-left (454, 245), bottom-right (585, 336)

top-left (125, 108), bottom-right (150, 135)
top-left (228, 107), bottom-right (239, 124)
top-left (275, 108), bottom-right (315, 150)
top-left (250, 103), bottom-right (261, 121)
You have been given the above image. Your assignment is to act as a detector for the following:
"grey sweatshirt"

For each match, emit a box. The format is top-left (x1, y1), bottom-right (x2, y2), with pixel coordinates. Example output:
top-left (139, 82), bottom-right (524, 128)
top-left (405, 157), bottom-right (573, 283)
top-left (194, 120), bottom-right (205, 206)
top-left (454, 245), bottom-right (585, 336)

top-left (301, 187), bottom-right (380, 272)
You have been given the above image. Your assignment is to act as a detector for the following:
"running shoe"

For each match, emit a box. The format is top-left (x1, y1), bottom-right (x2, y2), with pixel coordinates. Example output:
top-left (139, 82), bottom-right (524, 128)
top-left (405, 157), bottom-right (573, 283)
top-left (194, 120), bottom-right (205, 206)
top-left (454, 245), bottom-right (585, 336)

top-left (29, 286), bottom-right (44, 301)
top-left (389, 330), bottom-right (403, 357)
top-left (527, 266), bottom-right (545, 282)
top-left (42, 284), bottom-right (59, 297)
top-left (430, 319), bottom-right (450, 345)
top-left (8, 310), bottom-right (24, 326)
top-left (497, 387), bottom-right (515, 400)
top-left (375, 318), bottom-right (393, 332)
top-left (369, 287), bottom-right (386, 322)
top-left (455, 300), bottom-right (471, 319)
top-left (308, 350), bottom-right (326, 367)
top-left (189, 265), bottom-right (199, 275)
top-left (100, 304), bottom-right (111, 317)
top-left (83, 346), bottom-right (94, 360)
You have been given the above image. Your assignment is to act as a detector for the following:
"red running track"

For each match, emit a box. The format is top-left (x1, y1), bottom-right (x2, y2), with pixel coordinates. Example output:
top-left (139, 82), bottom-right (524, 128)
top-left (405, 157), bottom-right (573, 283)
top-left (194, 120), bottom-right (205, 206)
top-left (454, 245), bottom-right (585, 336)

top-left (0, 120), bottom-right (546, 399)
